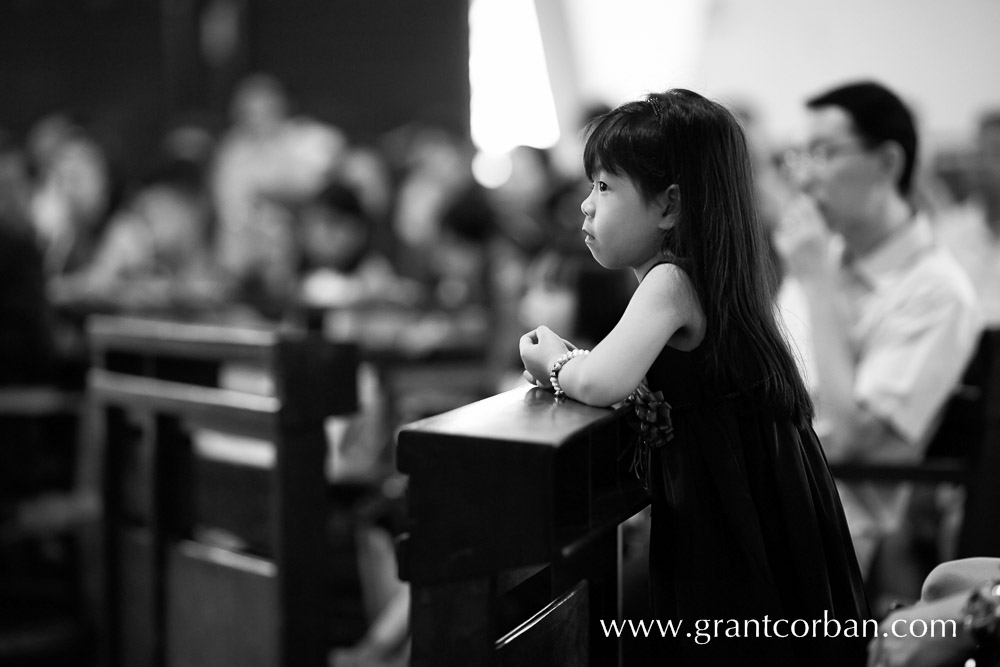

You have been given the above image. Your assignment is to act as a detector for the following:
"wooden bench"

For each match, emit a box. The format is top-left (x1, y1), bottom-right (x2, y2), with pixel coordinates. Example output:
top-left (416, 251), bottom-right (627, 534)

top-left (84, 315), bottom-right (359, 667)
top-left (0, 385), bottom-right (89, 664)
top-left (396, 386), bottom-right (647, 666)
top-left (300, 301), bottom-right (495, 422)
top-left (829, 328), bottom-right (1000, 557)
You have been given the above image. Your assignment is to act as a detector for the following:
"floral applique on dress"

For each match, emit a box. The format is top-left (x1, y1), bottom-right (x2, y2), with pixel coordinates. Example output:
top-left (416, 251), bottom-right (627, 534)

top-left (623, 378), bottom-right (673, 484)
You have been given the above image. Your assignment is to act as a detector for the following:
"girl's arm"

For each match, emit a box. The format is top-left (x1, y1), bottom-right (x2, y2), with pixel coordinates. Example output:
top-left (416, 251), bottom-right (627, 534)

top-left (521, 263), bottom-right (702, 407)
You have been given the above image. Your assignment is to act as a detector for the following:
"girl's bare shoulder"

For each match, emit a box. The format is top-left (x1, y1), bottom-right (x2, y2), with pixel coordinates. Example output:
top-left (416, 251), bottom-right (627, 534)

top-left (638, 262), bottom-right (697, 301)
top-left (635, 263), bottom-right (705, 344)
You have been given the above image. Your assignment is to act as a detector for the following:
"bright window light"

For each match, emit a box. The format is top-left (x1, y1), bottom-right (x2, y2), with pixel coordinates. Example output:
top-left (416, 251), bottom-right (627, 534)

top-left (471, 150), bottom-right (514, 189)
top-left (469, 0), bottom-right (561, 155)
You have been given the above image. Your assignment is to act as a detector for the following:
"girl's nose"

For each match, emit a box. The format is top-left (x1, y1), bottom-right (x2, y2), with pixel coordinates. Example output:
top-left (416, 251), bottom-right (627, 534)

top-left (581, 192), bottom-right (594, 217)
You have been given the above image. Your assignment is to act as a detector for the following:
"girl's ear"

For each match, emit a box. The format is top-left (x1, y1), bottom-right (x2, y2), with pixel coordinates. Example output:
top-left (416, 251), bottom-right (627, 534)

top-left (656, 184), bottom-right (681, 231)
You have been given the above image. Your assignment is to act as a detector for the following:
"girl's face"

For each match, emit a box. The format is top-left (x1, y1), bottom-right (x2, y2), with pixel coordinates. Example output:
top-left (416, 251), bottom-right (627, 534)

top-left (580, 168), bottom-right (665, 274)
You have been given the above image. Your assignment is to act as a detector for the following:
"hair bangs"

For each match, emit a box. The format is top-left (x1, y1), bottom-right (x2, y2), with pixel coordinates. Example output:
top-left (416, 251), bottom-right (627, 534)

top-left (583, 102), bottom-right (645, 182)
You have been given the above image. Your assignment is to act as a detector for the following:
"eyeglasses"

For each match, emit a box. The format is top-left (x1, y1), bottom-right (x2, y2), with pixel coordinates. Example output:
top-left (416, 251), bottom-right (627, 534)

top-left (779, 139), bottom-right (871, 183)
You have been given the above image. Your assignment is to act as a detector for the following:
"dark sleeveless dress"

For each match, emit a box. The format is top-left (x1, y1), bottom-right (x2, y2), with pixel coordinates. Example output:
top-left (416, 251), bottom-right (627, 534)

top-left (634, 341), bottom-right (871, 666)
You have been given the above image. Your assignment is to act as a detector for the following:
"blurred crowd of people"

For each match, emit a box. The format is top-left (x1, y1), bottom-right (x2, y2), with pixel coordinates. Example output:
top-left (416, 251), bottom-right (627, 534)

top-left (0, 73), bottom-right (636, 396)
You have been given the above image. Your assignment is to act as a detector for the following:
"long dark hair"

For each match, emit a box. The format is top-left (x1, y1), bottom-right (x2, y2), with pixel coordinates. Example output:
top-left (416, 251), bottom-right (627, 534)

top-left (584, 89), bottom-right (813, 424)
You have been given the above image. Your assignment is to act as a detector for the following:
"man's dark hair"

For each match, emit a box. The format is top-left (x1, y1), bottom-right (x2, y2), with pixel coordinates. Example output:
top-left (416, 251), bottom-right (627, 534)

top-left (807, 81), bottom-right (918, 196)
top-left (979, 109), bottom-right (1000, 135)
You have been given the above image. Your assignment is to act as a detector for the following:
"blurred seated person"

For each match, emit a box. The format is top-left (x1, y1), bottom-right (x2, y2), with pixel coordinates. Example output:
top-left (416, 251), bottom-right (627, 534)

top-left (408, 170), bottom-right (514, 365)
top-left (0, 130), bottom-right (55, 385)
top-left (49, 158), bottom-right (235, 316)
top-left (296, 181), bottom-right (418, 311)
top-left (29, 123), bottom-right (121, 278)
top-left (330, 584), bottom-right (409, 667)
top-left (488, 145), bottom-right (558, 256)
top-left (388, 122), bottom-right (487, 283)
top-left (342, 122), bottom-right (511, 361)
top-left (330, 183), bottom-right (504, 364)
top-left (338, 144), bottom-right (395, 254)
top-left (774, 81), bottom-right (982, 590)
top-left (934, 110), bottom-right (1000, 326)
top-left (25, 121), bottom-right (128, 382)
top-left (292, 179), bottom-right (475, 358)
top-left (25, 113), bottom-right (77, 181)
top-left (1, 132), bottom-right (85, 661)
top-left (868, 558), bottom-right (1000, 667)
top-left (328, 476), bottom-right (411, 667)
top-left (211, 73), bottom-right (347, 318)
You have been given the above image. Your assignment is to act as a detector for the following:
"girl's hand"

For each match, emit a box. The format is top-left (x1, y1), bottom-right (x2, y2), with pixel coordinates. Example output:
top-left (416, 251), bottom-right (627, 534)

top-left (519, 325), bottom-right (571, 388)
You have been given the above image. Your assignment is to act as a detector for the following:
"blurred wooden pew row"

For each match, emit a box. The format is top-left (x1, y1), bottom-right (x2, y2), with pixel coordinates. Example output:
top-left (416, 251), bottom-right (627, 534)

top-left (83, 315), bottom-right (358, 667)
top-left (76, 314), bottom-right (1000, 666)
top-left (0, 386), bottom-right (88, 663)
top-left (396, 387), bottom-right (648, 667)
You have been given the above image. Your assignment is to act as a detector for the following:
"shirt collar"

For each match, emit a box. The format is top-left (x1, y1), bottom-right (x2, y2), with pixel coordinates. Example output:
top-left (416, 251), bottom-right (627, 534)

top-left (843, 214), bottom-right (935, 288)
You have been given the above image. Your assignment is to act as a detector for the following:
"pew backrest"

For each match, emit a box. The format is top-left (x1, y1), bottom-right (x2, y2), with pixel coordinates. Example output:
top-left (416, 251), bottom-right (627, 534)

top-left (396, 386), bottom-right (647, 667)
top-left (84, 315), bottom-right (358, 667)
top-left (829, 328), bottom-right (1000, 557)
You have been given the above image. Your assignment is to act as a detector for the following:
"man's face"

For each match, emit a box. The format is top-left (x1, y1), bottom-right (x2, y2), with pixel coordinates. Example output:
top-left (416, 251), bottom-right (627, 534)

top-left (801, 106), bottom-right (886, 235)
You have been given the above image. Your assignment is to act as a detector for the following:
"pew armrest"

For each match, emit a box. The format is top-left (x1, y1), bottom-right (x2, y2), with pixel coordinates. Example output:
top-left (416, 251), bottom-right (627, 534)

top-left (0, 386), bottom-right (82, 417)
top-left (827, 459), bottom-right (966, 484)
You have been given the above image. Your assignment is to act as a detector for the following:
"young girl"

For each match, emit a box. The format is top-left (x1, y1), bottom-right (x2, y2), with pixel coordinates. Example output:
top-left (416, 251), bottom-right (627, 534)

top-left (520, 90), bottom-right (870, 666)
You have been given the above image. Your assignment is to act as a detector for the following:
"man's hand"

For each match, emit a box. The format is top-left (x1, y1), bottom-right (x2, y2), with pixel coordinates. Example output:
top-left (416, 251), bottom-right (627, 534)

top-left (775, 194), bottom-right (834, 280)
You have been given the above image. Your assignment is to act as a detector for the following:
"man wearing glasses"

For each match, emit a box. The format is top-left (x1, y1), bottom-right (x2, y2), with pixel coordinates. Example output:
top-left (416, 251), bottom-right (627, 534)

top-left (774, 81), bottom-right (982, 611)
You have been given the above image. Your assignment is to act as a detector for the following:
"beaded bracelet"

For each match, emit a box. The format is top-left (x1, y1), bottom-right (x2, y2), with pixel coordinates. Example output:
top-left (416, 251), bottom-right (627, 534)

top-left (548, 348), bottom-right (590, 398)
top-left (963, 579), bottom-right (1000, 653)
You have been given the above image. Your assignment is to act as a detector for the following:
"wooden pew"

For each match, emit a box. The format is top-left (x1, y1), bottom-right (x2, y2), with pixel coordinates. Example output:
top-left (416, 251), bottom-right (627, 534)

top-left (396, 386), bottom-right (647, 667)
top-left (828, 328), bottom-right (1000, 557)
top-left (0, 385), bottom-right (90, 664)
top-left (958, 331), bottom-right (1000, 557)
top-left (300, 301), bottom-right (495, 423)
top-left (84, 316), bottom-right (359, 667)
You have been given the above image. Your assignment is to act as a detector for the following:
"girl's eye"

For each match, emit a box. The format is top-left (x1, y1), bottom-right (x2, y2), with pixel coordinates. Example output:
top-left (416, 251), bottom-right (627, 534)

top-left (597, 181), bottom-right (608, 192)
